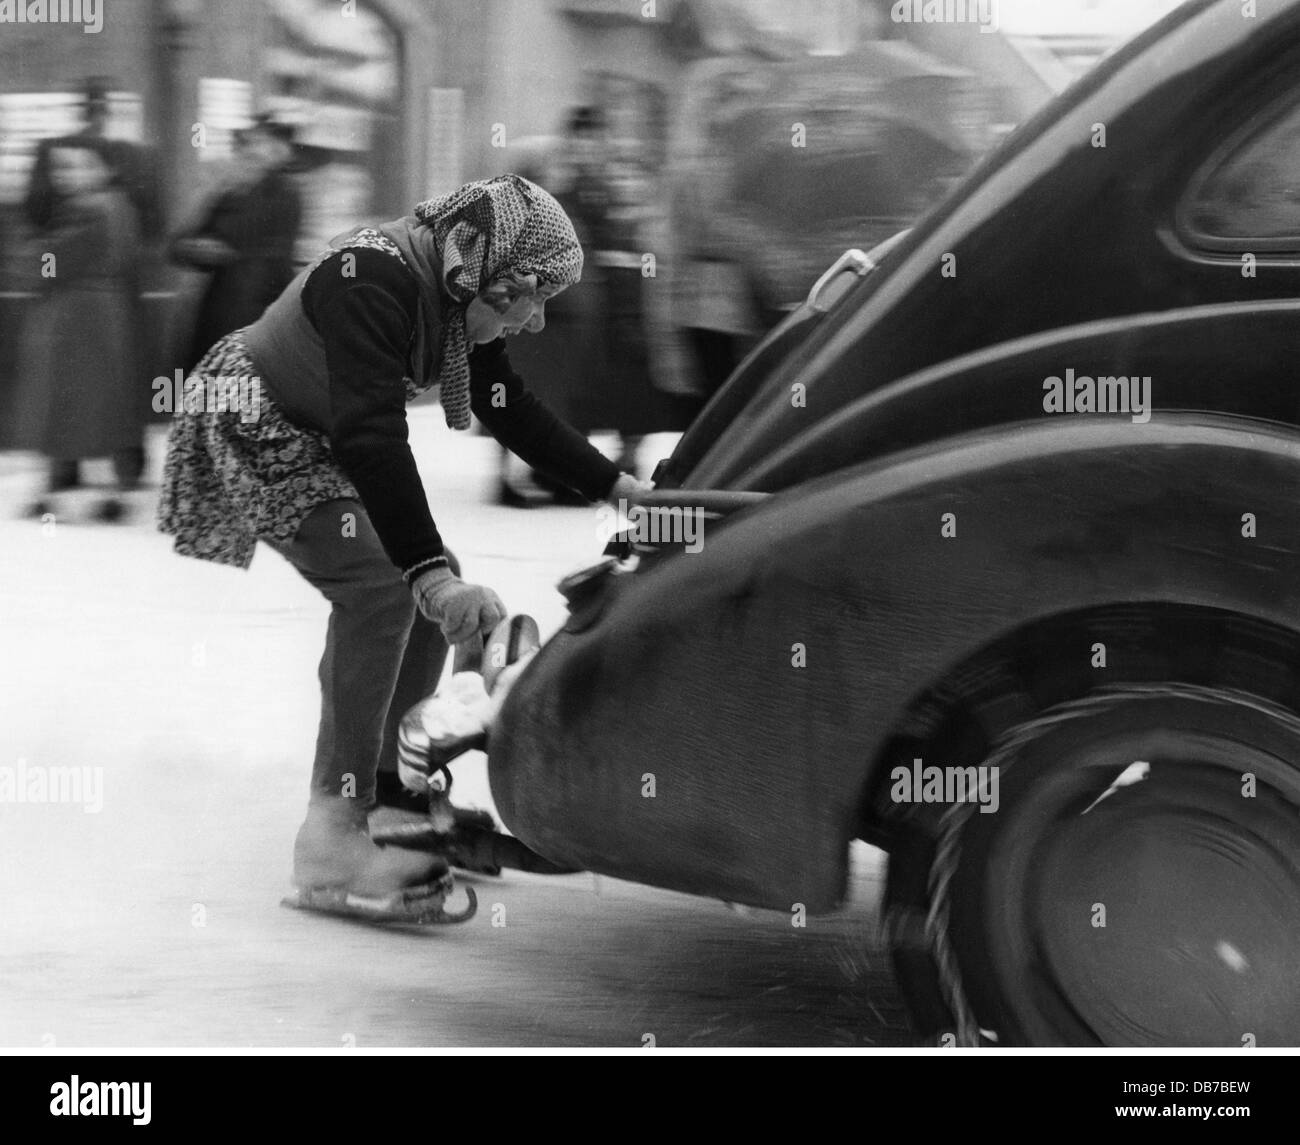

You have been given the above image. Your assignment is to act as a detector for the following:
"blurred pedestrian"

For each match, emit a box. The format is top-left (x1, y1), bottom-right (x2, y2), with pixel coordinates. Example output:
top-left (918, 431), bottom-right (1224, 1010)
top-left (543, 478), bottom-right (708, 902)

top-left (593, 154), bottom-right (699, 476)
top-left (169, 115), bottom-right (302, 372)
top-left (16, 143), bottom-right (141, 521)
top-left (23, 77), bottom-right (163, 488)
top-left (669, 57), bottom-right (791, 400)
top-left (496, 107), bottom-right (610, 505)
top-left (23, 77), bottom-right (163, 241)
top-left (157, 175), bottom-right (649, 919)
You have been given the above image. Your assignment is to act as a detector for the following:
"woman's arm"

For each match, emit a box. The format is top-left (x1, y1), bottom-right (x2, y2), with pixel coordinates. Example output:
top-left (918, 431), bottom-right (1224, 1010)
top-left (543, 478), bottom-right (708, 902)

top-left (469, 339), bottom-right (621, 501)
top-left (302, 247), bottom-right (446, 575)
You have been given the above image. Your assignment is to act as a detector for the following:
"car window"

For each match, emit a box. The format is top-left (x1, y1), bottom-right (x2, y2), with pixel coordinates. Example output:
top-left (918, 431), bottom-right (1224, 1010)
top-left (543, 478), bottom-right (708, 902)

top-left (1181, 98), bottom-right (1300, 251)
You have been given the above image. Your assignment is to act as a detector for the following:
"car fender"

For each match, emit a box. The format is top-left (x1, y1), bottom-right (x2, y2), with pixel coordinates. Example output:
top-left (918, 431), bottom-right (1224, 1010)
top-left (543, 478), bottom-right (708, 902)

top-left (490, 415), bottom-right (1300, 912)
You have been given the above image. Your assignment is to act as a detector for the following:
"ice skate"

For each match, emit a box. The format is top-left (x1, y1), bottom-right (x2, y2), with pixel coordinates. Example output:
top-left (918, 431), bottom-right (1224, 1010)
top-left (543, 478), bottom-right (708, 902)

top-left (396, 670), bottom-right (493, 797)
top-left (281, 795), bottom-right (476, 925)
top-left (379, 615), bottom-right (573, 875)
top-left (396, 614), bottom-right (542, 797)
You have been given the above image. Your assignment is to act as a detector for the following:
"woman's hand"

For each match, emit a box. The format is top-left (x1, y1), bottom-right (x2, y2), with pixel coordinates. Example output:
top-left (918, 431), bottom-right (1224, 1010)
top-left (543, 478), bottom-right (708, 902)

top-left (411, 566), bottom-right (507, 645)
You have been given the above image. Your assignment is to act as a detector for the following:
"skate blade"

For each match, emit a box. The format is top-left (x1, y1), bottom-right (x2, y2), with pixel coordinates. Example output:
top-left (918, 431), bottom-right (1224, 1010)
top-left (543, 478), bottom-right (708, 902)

top-left (281, 881), bottom-right (477, 925)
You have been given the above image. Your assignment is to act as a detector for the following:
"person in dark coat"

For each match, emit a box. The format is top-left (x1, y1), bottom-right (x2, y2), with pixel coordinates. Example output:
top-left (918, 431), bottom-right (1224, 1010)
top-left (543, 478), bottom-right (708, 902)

top-left (593, 155), bottom-right (701, 475)
top-left (170, 116), bottom-right (302, 372)
top-left (157, 175), bottom-right (650, 918)
top-left (545, 105), bottom-right (614, 439)
top-left (496, 107), bottom-right (612, 505)
top-left (17, 143), bottom-right (141, 521)
top-left (23, 77), bottom-right (163, 489)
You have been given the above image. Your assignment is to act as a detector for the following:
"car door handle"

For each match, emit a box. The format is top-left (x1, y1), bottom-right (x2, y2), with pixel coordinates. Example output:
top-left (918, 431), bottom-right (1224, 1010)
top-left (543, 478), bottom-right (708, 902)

top-left (633, 489), bottom-right (771, 516)
top-left (806, 249), bottom-right (874, 312)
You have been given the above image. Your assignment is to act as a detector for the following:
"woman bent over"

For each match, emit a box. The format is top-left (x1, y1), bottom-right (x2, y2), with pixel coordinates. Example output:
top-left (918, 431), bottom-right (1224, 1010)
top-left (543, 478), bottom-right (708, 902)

top-left (158, 175), bottom-right (646, 916)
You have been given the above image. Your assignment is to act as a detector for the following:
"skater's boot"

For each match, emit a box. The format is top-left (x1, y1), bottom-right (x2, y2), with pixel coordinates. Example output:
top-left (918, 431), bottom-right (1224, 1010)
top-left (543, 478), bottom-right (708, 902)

top-left (292, 795), bottom-right (448, 897)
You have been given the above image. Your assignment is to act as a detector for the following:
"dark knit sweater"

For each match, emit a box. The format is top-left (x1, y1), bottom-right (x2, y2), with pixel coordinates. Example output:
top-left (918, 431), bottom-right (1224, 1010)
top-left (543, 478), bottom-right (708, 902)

top-left (298, 246), bottom-right (620, 573)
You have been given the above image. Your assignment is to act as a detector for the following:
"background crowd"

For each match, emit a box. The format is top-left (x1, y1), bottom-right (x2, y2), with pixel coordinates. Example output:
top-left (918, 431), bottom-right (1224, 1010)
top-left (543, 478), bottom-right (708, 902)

top-left (0, 0), bottom-right (1166, 522)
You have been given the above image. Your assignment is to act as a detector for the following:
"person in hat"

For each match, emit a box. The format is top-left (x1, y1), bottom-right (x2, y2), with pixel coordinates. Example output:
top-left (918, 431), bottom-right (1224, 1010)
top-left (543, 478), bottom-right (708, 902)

top-left (157, 174), bottom-right (649, 917)
top-left (170, 115), bottom-right (302, 372)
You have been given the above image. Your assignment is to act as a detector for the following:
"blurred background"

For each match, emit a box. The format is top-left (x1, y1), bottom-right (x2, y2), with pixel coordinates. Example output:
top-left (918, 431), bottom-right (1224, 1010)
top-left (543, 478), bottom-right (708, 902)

top-left (0, 0), bottom-right (1187, 465)
top-left (0, 0), bottom-right (1199, 1048)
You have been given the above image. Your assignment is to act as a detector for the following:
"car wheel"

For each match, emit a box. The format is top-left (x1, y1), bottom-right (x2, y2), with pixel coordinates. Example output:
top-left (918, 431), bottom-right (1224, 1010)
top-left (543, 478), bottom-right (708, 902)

top-left (880, 612), bottom-right (1300, 1046)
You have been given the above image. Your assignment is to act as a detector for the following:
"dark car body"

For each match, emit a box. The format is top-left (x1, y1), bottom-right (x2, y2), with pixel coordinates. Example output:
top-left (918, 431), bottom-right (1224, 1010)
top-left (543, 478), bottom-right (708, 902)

top-left (490, 0), bottom-right (1300, 929)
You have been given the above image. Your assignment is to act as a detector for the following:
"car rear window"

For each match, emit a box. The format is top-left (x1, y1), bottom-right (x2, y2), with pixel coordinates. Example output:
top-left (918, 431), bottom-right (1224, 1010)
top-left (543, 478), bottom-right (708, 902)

top-left (1182, 97), bottom-right (1300, 251)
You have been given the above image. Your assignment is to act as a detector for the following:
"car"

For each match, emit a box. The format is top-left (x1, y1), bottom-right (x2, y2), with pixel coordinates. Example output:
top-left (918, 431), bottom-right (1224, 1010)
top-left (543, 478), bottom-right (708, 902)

top-left (486, 0), bottom-right (1300, 1047)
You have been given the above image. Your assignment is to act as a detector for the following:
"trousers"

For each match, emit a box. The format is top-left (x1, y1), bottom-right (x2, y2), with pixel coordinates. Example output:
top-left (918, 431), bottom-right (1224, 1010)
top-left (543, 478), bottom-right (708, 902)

top-left (266, 498), bottom-right (455, 806)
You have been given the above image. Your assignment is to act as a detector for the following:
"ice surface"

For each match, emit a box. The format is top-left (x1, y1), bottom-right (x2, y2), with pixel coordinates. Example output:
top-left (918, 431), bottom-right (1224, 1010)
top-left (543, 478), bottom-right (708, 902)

top-left (0, 413), bottom-right (896, 1047)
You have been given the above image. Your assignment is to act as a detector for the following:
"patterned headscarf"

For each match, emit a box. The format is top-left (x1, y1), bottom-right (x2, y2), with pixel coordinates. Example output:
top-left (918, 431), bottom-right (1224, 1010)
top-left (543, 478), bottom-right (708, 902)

top-left (413, 174), bottom-right (583, 429)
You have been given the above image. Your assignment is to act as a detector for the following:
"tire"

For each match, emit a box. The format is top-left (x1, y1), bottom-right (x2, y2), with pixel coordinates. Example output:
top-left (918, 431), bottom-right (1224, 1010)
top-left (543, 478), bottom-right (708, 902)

top-left (879, 606), bottom-right (1300, 1047)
